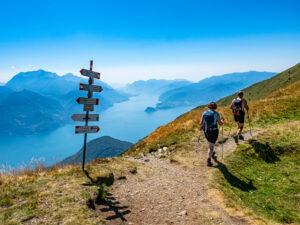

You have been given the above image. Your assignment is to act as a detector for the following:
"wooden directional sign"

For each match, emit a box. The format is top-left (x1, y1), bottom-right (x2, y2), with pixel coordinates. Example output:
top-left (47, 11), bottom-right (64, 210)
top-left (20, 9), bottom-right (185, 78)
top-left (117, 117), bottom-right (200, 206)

top-left (84, 104), bottom-right (94, 111)
top-left (80, 69), bottom-right (100, 79)
top-left (76, 97), bottom-right (99, 105)
top-left (75, 126), bottom-right (100, 134)
top-left (75, 60), bottom-right (102, 171)
top-left (79, 83), bottom-right (103, 93)
top-left (71, 114), bottom-right (99, 122)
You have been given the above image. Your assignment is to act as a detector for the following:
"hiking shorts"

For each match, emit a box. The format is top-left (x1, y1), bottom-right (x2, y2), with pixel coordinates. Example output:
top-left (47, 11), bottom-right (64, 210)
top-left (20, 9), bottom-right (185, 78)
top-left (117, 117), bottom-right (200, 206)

top-left (234, 112), bottom-right (245, 124)
top-left (204, 130), bottom-right (219, 144)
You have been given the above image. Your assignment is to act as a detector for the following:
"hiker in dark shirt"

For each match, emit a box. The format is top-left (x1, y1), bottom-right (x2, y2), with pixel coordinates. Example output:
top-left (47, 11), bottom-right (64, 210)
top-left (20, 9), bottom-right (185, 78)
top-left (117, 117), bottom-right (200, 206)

top-left (200, 102), bottom-right (224, 166)
top-left (230, 91), bottom-right (249, 144)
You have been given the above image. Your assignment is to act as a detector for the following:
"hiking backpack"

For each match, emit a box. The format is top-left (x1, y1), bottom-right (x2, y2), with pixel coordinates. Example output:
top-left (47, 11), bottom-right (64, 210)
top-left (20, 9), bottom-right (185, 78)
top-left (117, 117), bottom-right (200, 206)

top-left (202, 110), bottom-right (217, 132)
top-left (232, 99), bottom-right (243, 116)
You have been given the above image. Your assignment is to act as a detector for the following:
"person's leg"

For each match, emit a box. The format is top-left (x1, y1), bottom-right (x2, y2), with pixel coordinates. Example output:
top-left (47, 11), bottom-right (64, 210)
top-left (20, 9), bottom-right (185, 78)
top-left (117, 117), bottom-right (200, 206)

top-left (208, 142), bottom-right (214, 159)
top-left (236, 122), bottom-right (240, 136)
top-left (237, 123), bottom-right (244, 136)
top-left (207, 142), bottom-right (214, 166)
top-left (234, 122), bottom-right (239, 143)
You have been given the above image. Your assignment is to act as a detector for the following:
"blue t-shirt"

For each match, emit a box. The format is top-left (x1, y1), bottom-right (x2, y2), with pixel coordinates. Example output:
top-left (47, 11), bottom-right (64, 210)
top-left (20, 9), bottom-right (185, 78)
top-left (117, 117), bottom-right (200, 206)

top-left (202, 110), bottom-right (219, 130)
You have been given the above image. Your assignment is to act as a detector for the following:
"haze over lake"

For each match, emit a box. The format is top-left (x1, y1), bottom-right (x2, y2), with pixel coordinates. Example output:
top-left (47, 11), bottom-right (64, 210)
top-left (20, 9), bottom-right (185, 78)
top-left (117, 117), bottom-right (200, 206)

top-left (0, 94), bottom-right (194, 168)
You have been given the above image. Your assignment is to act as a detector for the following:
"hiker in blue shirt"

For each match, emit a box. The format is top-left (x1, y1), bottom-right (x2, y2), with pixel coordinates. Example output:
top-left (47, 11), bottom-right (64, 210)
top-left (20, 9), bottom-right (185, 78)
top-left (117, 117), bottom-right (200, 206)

top-left (230, 91), bottom-right (249, 144)
top-left (200, 102), bottom-right (224, 166)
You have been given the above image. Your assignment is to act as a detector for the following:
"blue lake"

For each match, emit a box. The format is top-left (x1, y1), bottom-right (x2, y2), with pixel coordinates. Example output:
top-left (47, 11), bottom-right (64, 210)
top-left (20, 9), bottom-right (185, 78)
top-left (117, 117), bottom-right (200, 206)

top-left (0, 95), bottom-right (194, 168)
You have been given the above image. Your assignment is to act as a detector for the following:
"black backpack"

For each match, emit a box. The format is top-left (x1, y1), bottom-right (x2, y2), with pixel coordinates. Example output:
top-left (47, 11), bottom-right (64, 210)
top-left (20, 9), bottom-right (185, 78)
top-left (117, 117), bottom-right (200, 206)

top-left (232, 99), bottom-right (243, 116)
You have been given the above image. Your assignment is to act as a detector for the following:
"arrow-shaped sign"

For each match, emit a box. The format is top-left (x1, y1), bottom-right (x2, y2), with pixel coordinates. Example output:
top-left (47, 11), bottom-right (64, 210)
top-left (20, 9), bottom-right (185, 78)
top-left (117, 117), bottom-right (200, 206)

top-left (84, 104), bottom-right (94, 111)
top-left (76, 97), bottom-right (99, 105)
top-left (71, 114), bottom-right (99, 122)
top-left (80, 69), bottom-right (100, 79)
top-left (75, 126), bottom-right (100, 134)
top-left (79, 83), bottom-right (103, 93)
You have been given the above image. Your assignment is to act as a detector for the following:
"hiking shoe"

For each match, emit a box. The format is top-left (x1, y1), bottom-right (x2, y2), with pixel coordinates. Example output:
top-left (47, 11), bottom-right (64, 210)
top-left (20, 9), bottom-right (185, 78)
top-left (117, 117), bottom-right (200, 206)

top-left (233, 136), bottom-right (238, 144)
top-left (239, 135), bottom-right (244, 140)
top-left (212, 151), bottom-right (217, 159)
top-left (207, 158), bottom-right (213, 167)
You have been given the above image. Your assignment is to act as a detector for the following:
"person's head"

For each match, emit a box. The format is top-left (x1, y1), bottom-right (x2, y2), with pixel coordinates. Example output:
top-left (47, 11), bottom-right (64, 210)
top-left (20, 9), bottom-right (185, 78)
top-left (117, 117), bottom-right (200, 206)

top-left (208, 102), bottom-right (217, 110)
top-left (238, 91), bottom-right (244, 98)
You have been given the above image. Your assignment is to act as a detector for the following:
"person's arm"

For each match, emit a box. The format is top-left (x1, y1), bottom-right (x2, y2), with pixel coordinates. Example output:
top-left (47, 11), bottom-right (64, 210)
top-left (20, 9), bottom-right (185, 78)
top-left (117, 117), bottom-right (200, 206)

top-left (245, 100), bottom-right (249, 111)
top-left (217, 115), bottom-right (224, 126)
top-left (199, 114), bottom-right (204, 130)
top-left (229, 99), bottom-right (234, 110)
top-left (243, 99), bottom-right (249, 112)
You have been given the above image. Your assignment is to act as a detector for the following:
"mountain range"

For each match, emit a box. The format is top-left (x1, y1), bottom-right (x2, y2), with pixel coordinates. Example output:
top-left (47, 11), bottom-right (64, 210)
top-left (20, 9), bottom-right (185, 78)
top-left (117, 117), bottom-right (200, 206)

top-left (149, 71), bottom-right (277, 111)
top-left (0, 89), bottom-right (66, 135)
top-left (1, 70), bottom-right (129, 135)
top-left (121, 79), bottom-right (193, 95)
top-left (0, 70), bottom-right (277, 135)
top-left (5, 70), bottom-right (128, 108)
top-left (217, 65), bottom-right (300, 106)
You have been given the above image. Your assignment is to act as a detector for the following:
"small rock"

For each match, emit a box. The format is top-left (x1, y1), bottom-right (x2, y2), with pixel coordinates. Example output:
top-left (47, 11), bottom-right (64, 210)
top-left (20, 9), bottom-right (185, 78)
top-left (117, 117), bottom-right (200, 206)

top-left (163, 146), bottom-right (168, 151)
top-left (135, 155), bottom-right (143, 160)
top-left (178, 210), bottom-right (187, 216)
top-left (144, 158), bottom-right (150, 162)
top-left (158, 149), bottom-right (162, 154)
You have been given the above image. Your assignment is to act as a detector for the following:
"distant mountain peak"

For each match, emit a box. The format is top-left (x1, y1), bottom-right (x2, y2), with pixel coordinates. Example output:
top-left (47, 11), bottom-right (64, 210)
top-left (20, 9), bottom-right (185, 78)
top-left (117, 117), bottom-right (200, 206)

top-left (14, 69), bottom-right (58, 78)
top-left (58, 136), bottom-right (133, 166)
top-left (62, 73), bottom-right (75, 77)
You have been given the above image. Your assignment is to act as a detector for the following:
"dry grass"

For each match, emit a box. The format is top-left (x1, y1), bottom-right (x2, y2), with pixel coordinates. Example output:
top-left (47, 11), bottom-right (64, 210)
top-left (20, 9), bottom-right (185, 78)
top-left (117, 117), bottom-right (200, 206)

top-left (0, 157), bottom-right (138, 225)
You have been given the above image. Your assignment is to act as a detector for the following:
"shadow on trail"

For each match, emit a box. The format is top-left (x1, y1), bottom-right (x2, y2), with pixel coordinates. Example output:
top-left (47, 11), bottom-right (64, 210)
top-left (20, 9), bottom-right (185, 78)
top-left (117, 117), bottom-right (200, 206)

top-left (82, 170), bottom-right (131, 222)
top-left (95, 193), bottom-right (131, 221)
top-left (213, 158), bottom-right (257, 192)
top-left (249, 140), bottom-right (281, 163)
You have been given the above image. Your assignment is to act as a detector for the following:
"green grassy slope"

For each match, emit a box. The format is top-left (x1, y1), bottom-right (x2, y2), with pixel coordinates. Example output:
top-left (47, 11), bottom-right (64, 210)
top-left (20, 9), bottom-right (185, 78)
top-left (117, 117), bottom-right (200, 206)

top-left (217, 63), bottom-right (300, 106)
top-left (214, 122), bottom-right (300, 224)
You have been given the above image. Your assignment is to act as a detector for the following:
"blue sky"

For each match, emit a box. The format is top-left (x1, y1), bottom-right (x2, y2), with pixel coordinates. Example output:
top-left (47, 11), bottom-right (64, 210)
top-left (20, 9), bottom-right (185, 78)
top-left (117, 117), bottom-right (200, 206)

top-left (0, 0), bottom-right (299, 84)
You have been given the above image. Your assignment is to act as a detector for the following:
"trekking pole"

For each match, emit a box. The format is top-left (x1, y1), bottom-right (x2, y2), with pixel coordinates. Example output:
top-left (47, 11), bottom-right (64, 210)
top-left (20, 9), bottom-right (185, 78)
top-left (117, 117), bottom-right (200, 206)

top-left (221, 123), bottom-right (224, 161)
top-left (227, 118), bottom-right (234, 139)
top-left (193, 132), bottom-right (201, 165)
top-left (247, 111), bottom-right (252, 137)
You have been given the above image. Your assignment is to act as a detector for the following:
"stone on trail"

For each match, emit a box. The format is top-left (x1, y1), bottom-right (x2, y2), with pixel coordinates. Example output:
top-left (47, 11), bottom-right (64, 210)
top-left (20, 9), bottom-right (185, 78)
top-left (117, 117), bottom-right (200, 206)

top-left (178, 210), bottom-right (187, 216)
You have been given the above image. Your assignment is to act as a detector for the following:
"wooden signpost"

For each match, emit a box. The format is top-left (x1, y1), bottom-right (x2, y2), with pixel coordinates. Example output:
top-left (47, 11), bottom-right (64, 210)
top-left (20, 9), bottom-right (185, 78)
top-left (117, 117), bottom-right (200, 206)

top-left (79, 83), bottom-right (103, 92)
top-left (71, 114), bottom-right (99, 122)
top-left (71, 60), bottom-right (102, 171)
top-left (75, 126), bottom-right (100, 133)
top-left (76, 97), bottom-right (99, 105)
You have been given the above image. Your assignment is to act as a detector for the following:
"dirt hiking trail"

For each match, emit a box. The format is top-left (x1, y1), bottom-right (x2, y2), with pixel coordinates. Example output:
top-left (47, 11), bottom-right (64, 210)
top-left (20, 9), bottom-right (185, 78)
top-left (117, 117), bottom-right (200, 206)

top-left (95, 131), bottom-right (259, 225)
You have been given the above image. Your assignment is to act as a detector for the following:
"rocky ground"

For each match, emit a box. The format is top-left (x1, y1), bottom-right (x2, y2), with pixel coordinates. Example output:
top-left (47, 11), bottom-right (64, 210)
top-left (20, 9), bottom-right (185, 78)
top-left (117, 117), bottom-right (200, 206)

top-left (93, 132), bottom-right (259, 225)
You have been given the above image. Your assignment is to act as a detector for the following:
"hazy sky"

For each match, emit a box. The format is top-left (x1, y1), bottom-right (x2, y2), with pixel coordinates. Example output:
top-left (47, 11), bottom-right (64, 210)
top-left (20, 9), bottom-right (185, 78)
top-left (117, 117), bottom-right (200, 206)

top-left (0, 0), bottom-right (299, 85)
